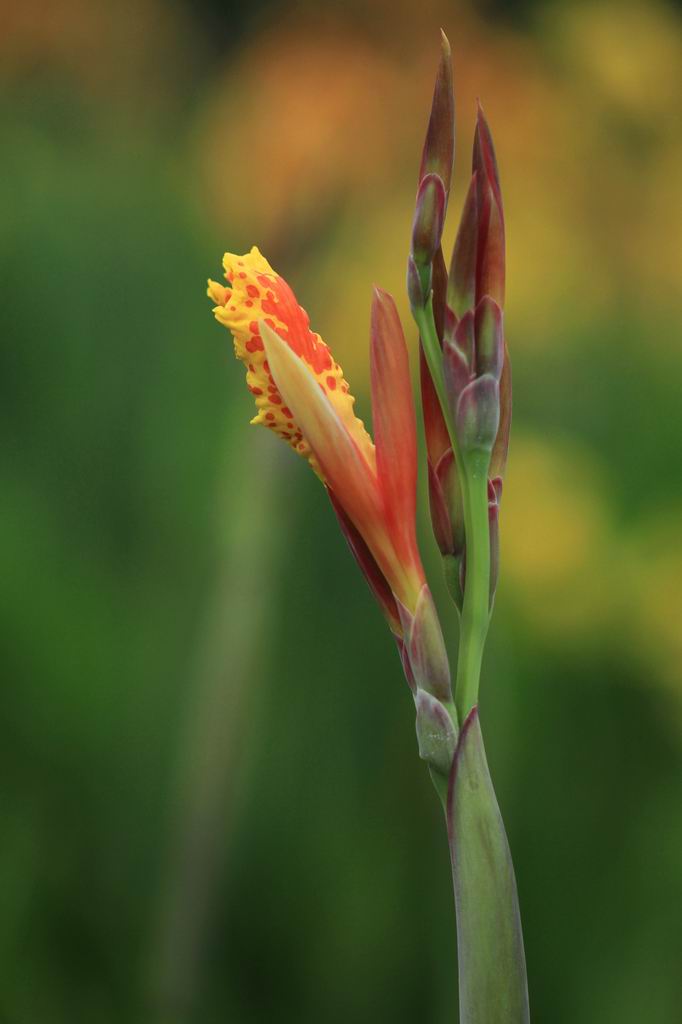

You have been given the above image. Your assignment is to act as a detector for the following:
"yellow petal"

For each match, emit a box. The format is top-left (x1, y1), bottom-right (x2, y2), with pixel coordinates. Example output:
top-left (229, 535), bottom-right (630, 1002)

top-left (207, 247), bottom-right (374, 476)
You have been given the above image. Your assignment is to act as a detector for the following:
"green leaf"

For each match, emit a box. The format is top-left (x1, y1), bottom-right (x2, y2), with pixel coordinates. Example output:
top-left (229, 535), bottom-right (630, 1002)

top-left (447, 707), bottom-right (529, 1024)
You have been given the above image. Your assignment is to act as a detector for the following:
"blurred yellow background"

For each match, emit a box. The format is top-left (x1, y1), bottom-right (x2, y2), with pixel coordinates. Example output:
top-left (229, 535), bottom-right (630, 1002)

top-left (2, 0), bottom-right (682, 1021)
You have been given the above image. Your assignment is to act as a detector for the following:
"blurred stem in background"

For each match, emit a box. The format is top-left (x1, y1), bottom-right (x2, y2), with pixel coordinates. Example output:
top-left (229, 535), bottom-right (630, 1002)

top-left (147, 432), bottom-right (284, 1023)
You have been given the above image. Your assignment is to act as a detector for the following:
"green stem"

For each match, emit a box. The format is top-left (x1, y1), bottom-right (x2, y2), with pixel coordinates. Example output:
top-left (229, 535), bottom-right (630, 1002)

top-left (454, 457), bottom-right (490, 720)
top-left (413, 299), bottom-right (491, 721)
top-left (414, 298), bottom-right (528, 1022)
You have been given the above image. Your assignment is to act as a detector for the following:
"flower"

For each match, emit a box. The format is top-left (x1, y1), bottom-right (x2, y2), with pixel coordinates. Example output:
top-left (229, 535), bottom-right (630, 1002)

top-left (208, 247), bottom-right (366, 471)
top-left (208, 248), bottom-right (425, 624)
top-left (208, 247), bottom-right (451, 702)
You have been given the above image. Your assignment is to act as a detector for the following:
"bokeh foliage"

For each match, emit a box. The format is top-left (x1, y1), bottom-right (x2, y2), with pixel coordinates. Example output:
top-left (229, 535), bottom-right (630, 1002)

top-left (1, 0), bottom-right (682, 1021)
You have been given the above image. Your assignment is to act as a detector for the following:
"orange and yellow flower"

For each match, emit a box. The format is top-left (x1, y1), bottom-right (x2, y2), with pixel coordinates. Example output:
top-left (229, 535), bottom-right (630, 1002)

top-left (208, 247), bottom-right (370, 471)
top-left (207, 247), bottom-right (426, 629)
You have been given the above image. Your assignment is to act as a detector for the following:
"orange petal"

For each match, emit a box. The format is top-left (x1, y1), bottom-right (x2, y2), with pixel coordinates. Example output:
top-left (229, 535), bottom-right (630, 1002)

top-left (260, 319), bottom-right (379, 522)
top-left (370, 287), bottom-right (422, 578)
top-left (261, 320), bottom-right (421, 606)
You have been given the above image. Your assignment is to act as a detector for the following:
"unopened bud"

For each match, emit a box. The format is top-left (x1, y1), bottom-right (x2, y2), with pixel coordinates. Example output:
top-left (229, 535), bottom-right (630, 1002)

top-left (476, 183), bottom-right (505, 308)
top-left (428, 448), bottom-right (465, 558)
top-left (474, 296), bottom-right (504, 380)
top-left (473, 101), bottom-right (502, 210)
top-left (428, 459), bottom-right (453, 556)
top-left (448, 173), bottom-right (479, 319)
top-left (456, 309), bottom-right (475, 365)
top-left (418, 31), bottom-right (455, 197)
top-left (415, 689), bottom-right (457, 776)
top-left (411, 173), bottom-right (447, 268)
top-left (455, 374), bottom-right (500, 456)
top-left (443, 333), bottom-right (471, 404)
top-left (472, 104), bottom-right (505, 308)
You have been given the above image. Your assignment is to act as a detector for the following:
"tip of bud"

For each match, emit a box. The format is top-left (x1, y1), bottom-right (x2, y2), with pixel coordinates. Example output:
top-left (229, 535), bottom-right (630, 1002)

top-left (370, 285), bottom-right (402, 349)
top-left (476, 180), bottom-right (505, 307)
top-left (448, 171), bottom-right (479, 319)
top-left (418, 34), bottom-right (455, 196)
top-left (473, 102), bottom-right (502, 212)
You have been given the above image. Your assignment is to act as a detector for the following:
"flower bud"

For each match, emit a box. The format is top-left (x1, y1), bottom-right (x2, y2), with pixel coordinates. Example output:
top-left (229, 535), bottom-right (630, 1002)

top-left (410, 172), bottom-right (447, 270)
top-left (428, 459), bottom-right (454, 557)
top-left (472, 101), bottom-right (502, 210)
top-left (448, 173), bottom-right (479, 320)
top-left (418, 30), bottom-right (455, 198)
top-left (414, 689), bottom-right (457, 776)
top-left (474, 296), bottom-right (504, 380)
top-left (428, 448), bottom-right (465, 559)
top-left (476, 183), bottom-right (505, 309)
top-left (442, 333), bottom-right (471, 405)
top-left (472, 104), bottom-right (505, 308)
top-left (454, 374), bottom-right (500, 457)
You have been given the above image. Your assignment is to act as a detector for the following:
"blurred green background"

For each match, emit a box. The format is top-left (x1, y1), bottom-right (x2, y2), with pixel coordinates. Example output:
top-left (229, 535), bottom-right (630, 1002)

top-left (2, 0), bottom-right (682, 1020)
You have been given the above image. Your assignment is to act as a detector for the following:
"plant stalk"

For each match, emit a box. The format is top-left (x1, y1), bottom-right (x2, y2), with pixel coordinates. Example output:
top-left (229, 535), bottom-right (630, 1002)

top-left (414, 296), bottom-right (528, 1022)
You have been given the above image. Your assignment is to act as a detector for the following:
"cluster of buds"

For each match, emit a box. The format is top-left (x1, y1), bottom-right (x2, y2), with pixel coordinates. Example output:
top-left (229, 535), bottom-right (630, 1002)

top-left (408, 34), bottom-right (510, 612)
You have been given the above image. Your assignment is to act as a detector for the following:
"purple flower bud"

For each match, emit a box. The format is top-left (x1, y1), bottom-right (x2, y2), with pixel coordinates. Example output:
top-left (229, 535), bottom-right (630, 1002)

top-left (428, 448), bottom-right (465, 558)
top-left (418, 31), bottom-right (455, 198)
top-left (476, 182), bottom-right (505, 308)
top-left (411, 172), bottom-right (447, 269)
top-left (474, 296), bottom-right (504, 380)
top-left (443, 332), bottom-right (471, 402)
top-left (473, 101), bottom-right (502, 211)
top-left (455, 374), bottom-right (500, 456)
top-left (472, 104), bottom-right (505, 308)
top-left (448, 173), bottom-right (479, 319)
top-left (428, 458), bottom-right (454, 556)
top-left (454, 310), bottom-right (475, 371)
